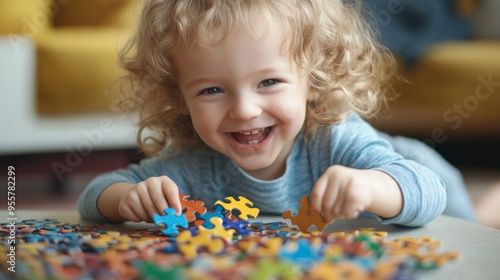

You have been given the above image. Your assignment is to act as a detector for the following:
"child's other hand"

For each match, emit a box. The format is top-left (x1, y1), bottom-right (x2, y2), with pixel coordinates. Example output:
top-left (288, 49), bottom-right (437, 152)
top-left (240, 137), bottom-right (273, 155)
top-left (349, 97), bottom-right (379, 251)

top-left (310, 165), bottom-right (374, 223)
top-left (118, 176), bottom-right (182, 223)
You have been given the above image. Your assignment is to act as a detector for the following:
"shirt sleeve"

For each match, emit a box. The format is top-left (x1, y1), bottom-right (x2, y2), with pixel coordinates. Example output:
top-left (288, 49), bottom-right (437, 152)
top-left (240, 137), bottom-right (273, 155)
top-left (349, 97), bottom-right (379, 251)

top-left (330, 114), bottom-right (447, 227)
top-left (77, 151), bottom-right (198, 222)
top-left (77, 156), bottom-right (159, 221)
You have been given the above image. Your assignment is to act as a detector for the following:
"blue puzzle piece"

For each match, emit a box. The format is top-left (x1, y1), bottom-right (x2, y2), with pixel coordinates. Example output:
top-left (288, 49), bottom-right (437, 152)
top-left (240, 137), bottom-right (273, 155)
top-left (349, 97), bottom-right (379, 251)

top-left (42, 226), bottom-right (61, 232)
top-left (278, 239), bottom-right (320, 269)
top-left (250, 222), bottom-right (266, 231)
top-left (267, 222), bottom-right (288, 230)
top-left (195, 205), bottom-right (225, 229)
top-left (153, 208), bottom-right (188, 236)
top-left (25, 233), bottom-right (50, 243)
top-left (222, 216), bottom-right (251, 235)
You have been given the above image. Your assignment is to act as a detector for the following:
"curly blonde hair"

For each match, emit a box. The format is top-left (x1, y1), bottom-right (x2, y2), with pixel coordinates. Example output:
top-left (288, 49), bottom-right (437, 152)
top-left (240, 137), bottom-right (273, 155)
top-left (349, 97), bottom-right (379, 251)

top-left (116, 0), bottom-right (396, 157)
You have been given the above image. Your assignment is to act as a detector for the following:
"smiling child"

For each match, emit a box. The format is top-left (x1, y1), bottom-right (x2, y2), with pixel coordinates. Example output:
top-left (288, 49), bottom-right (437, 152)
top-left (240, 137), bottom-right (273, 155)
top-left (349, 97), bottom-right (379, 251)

top-left (78, 0), bottom-right (448, 227)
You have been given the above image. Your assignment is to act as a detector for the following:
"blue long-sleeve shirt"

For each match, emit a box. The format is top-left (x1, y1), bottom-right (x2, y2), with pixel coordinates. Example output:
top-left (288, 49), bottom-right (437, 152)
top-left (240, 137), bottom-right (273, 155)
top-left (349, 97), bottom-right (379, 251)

top-left (78, 114), bottom-right (446, 226)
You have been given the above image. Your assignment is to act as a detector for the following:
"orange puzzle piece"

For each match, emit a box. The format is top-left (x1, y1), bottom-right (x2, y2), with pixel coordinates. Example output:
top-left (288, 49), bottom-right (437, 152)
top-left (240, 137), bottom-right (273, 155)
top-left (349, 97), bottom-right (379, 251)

top-left (179, 194), bottom-right (207, 222)
top-left (282, 195), bottom-right (328, 233)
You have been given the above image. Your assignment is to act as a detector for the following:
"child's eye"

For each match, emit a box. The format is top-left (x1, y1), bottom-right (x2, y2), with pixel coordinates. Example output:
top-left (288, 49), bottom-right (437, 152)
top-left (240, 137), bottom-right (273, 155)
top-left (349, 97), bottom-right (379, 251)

top-left (200, 87), bottom-right (222, 95)
top-left (259, 79), bottom-right (280, 87)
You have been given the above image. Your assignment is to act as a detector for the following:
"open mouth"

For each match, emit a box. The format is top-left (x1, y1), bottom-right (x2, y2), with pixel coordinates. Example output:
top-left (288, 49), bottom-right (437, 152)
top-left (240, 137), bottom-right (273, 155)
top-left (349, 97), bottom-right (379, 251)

top-left (230, 126), bottom-right (273, 145)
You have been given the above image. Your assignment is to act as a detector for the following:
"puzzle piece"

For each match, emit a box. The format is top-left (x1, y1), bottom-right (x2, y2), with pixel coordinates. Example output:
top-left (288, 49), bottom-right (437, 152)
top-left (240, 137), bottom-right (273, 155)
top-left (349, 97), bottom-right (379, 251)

top-left (2, 199), bottom-right (460, 280)
top-left (308, 261), bottom-right (369, 280)
top-left (199, 217), bottom-right (236, 242)
top-left (414, 251), bottom-right (460, 268)
top-left (356, 227), bottom-right (388, 239)
top-left (282, 195), bottom-right (327, 232)
top-left (221, 216), bottom-right (251, 235)
top-left (152, 208), bottom-right (188, 236)
top-left (354, 233), bottom-right (383, 258)
top-left (196, 205), bottom-right (226, 228)
top-left (248, 259), bottom-right (302, 280)
top-left (256, 237), bottom-right (283, 257)
top-left (236, 236), bottom-right (262, 253)
top-left (179, 194), bottom-right (207, 222)
top-left (21, 218), bottom-right (59, 230)
top-left (140, 262), bottom-right (184, 280)
top-left (278, 239), bottom-right (320, 269)
top-left (215, 196), bottom-right (260, 220)
top-left (176, 227), bottom-right (225, 259)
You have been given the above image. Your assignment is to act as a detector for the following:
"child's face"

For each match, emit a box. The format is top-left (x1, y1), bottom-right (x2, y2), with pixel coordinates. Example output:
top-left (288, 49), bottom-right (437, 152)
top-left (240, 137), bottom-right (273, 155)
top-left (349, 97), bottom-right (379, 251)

top-left (175, 24), bottom-right (313, 180)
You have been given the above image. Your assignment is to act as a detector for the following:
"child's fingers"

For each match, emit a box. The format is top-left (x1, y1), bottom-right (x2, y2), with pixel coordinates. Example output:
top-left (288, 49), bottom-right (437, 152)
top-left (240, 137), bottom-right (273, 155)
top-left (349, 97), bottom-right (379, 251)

top-left (341, 185), bottom-right (369, 219)
top-left (321, 213), bottom-right (335, 224)
top-left (338, 201), bottom-right (359, 219)
top-left (312, 176), bottom-right (344, 223)
top-left (158, 176), bottom-right (182, 215)
top-left (143, 178), bottom-right (171, 215)
top-left (345, 194), bottom-right (361, 218)
top-left (134, 208), bottom-right (152, 222)
top-left (134, 180), bottom-right (162, 219)
top-left (310, 176), bottom-right (328, 214)
top-left (332, 193), bottom-right (346, 217)
top-left (127, 203), bottom-right (151, 222)
top-left (119, 205), bottom-right (142, 223)
top-left (150, 188), bottom-right (170, 215)
top-left (118, 190), bottom-right (146, 222)
top-left (139, 190), bottom-right (159, 219)
top-left (322, 184), bottom-right (340, 220)
top-left (345, 210), bottom-right (360, 219)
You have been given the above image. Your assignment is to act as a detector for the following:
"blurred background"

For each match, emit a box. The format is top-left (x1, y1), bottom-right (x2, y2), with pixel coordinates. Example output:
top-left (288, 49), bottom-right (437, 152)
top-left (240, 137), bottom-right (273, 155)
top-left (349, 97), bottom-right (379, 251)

top-left (0, 0), bottom-right (499, 211)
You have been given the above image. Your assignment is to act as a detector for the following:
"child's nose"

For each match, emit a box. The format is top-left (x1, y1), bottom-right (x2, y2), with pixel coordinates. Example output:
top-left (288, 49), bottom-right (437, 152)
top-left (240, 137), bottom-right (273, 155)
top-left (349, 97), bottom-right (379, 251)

top-left (228, 92), bottom-right (262, 121)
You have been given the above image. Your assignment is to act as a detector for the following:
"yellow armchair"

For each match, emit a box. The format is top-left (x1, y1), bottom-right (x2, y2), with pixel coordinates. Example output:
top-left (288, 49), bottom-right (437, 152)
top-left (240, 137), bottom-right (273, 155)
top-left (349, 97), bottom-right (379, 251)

top-left (0, 0), bottom-right (142, 114)
top-left (370, 0), bottom-right (500, 140)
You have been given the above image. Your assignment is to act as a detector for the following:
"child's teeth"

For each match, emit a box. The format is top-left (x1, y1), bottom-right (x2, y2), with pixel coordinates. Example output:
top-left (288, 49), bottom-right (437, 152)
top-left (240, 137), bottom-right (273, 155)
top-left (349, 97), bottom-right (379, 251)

top-left (232, 127), bottom-right (270, 144)
top-left (240, 129), bottom-right (262, 135)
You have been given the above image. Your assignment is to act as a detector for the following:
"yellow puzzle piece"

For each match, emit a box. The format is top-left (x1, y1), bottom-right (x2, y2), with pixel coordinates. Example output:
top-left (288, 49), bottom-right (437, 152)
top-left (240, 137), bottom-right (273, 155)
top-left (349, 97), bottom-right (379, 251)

top-left (215, 196), bottom-right (260, 220)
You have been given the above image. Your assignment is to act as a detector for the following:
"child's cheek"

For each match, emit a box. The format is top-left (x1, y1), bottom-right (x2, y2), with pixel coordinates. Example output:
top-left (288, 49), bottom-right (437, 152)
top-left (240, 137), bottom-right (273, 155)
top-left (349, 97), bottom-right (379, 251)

top-left (190, 113), bottom-right (214, 138)
top-left (276, 99), bottom-right (307, 122)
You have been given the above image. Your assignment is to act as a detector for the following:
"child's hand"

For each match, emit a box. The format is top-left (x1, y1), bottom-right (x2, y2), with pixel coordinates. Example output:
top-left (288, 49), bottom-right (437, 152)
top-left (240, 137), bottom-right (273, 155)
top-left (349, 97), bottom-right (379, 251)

top-left (310, 165), bottom-right (373, 223)
top-left (118, 176), bottom-right (182, 223)
top-left (310, 165), bottom-right (402, 224)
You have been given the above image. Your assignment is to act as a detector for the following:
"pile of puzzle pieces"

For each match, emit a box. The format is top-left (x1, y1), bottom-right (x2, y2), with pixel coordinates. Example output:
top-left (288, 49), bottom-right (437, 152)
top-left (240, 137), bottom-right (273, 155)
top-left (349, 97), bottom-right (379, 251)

top-left (0, 195), bottom-right (458, 279)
